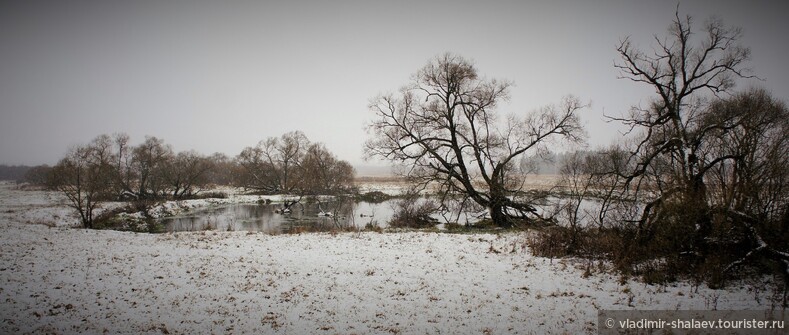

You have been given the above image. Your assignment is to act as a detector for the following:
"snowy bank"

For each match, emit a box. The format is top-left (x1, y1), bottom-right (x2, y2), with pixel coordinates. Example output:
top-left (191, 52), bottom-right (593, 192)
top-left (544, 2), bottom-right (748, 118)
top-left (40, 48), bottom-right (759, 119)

top-left (0, 183), bottom-right (781, 334)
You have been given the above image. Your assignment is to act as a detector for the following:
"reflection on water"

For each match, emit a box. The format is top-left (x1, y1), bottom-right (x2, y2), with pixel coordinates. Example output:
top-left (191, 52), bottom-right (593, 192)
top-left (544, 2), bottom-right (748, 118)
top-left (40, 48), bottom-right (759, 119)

top-left (160, 196), bottom-right (613, 233)
top-left (160, 200), bottom-right (397, 233)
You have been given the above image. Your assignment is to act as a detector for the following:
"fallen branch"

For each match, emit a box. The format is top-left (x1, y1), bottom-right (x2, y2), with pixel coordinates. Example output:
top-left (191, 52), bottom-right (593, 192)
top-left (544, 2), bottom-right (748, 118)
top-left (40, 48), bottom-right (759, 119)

top-left (724, 210), bottom-right (789, 276)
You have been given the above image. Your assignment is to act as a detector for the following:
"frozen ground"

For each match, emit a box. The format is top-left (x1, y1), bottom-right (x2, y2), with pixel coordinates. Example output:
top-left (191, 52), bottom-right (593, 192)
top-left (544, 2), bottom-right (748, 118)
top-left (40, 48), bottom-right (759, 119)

top-left (0, 182), bottom-right (782, 334)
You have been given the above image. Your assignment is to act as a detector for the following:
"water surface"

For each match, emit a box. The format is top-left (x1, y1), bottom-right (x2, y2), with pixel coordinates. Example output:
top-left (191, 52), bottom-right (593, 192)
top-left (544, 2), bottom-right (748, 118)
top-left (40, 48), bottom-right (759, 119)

top-left (160, 200), bottom-right (397, 233)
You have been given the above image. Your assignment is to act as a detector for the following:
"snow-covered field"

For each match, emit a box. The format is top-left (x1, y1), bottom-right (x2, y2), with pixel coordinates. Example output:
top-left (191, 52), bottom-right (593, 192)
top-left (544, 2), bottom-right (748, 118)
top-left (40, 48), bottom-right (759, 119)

top-left (0, 182), bottom-right (781, 334)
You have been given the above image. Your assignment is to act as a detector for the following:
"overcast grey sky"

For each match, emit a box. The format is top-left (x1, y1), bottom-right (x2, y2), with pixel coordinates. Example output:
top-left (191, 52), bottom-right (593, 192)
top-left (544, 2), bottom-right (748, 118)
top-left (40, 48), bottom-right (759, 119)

top-left (1, 0), bottom-right (786, 166)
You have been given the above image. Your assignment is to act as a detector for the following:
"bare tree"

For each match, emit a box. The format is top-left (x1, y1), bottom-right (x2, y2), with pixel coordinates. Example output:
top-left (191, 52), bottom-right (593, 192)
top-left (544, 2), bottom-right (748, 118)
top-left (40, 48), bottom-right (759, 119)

top-left (298, 142), bottom-right (357, 223)
top-left (237, 143), bottom-right (276, 193)
top-left (365, 53), bottom-right (585, 227)
top-left (237, 131), bottom-right (309, 194)
top-left (203, 152), bottom-right (238, 186)
top-left (707, 89), bottom-right (789, 284)
top-left (237, 132), bottom-right (355, 216)
top-left (599, 8), bottom-right (788, 286)
top-left (132, 136), bottom-right (174, 199)
top-left (706, 89), bottom-right (788, 220)
top-left (609, 8), bottom-right (752, 244)
top-left (300, 142), bottom-right (355, 195)
top-left (110, 133), bottom-right (137, 199)
top-left (272, 131), bottom-right (309, 193)
top-left (163, 150), bottom-right (213, 199)
top-left (555, 151), bottom-right (596, 252)
top-left (51, 135), bottom-right (115, 228)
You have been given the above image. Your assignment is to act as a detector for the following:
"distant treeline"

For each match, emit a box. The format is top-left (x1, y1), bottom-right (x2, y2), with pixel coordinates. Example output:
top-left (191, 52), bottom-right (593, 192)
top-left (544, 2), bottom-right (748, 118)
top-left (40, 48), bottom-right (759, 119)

top-left (0, 165), bottom-right (32, 181)
top-left (523, 151), bottom-right (580, 175)
top-left (0, 164), bottom-right (51, 184)
top-left (0, 154), bottom-right (562, 182)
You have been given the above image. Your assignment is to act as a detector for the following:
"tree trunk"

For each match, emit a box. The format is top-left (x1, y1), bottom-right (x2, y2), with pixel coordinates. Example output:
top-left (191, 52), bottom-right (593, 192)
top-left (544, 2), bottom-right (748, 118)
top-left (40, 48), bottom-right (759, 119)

top-left (489, 204), bottom-right (509, 227)
top-left (488, 193), bottom-right (513, 228)
top-left (688, 178), bottom-right (712, 255)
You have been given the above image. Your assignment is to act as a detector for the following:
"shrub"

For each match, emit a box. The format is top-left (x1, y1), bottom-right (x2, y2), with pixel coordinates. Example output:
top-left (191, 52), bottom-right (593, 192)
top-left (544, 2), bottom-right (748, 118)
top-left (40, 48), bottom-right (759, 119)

top-left (388, 193), bottom-right (438, 228)
top-left (192, 191), bottom-right (228, 199)
top-left (356, 191), bottom-right (393, 203)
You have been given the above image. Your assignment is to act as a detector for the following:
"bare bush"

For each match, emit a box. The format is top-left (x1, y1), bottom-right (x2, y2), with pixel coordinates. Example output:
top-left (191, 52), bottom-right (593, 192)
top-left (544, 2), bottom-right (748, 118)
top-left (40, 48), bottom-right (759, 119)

top-left (389, 191), bottom-right (439, 228)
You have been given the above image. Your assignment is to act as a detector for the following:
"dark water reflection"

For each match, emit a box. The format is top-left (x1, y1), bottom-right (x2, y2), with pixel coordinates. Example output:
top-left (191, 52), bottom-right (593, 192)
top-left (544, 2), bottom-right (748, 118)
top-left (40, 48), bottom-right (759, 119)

top-left (160, 200), bottom-right (397, 233)
top-left (160, 196), bottom-right (614, 233)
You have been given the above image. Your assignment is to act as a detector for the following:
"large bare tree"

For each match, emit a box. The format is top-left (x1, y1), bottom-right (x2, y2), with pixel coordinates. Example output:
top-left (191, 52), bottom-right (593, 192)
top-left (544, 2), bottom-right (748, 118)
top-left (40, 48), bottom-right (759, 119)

top-left (366, 53), bottom-right (585, 227)
top-left (611, 8), bottom-right (751, 236)
top-left (597, 8), bottom-right (788, 286)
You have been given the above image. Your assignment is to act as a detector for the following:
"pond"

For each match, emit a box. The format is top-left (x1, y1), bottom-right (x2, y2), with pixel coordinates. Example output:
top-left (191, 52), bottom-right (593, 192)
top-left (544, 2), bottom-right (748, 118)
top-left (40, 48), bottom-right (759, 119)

top-left (160, 200), bottom-right (399, 234)
top-left (157, 196), bottom-right (623, 233)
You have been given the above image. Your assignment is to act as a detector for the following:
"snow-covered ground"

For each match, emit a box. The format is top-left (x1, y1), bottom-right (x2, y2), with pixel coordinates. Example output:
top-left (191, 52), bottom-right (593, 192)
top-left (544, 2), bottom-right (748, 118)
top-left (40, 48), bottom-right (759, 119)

top-left (0, 182), bottom-right (781, 334)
